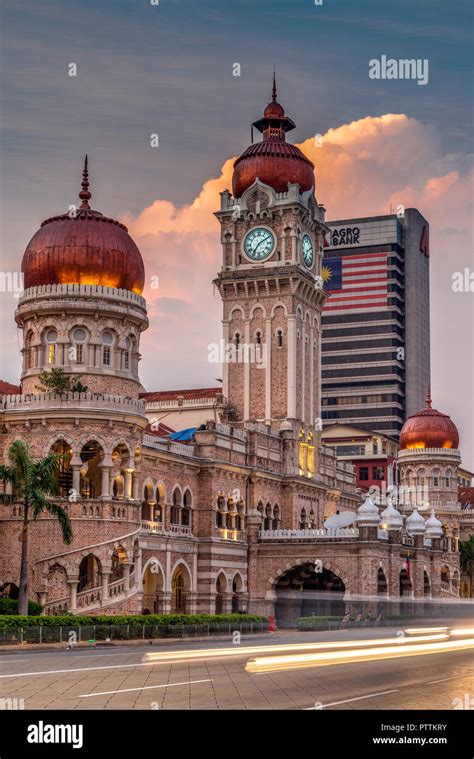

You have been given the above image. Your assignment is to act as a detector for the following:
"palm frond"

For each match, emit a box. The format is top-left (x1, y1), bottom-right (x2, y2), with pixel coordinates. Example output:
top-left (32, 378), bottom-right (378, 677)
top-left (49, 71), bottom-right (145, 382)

top-left (43, 499), bottom-right (73, 544)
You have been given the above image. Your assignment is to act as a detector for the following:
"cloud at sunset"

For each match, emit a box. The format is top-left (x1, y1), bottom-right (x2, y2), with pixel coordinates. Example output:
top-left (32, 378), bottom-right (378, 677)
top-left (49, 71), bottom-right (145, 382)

top-left (124, 112), bottom-right (473, 463)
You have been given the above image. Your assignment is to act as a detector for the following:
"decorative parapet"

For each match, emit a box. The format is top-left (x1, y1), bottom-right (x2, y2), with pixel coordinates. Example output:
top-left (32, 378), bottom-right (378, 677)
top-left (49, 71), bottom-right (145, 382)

top-left (1, 391), bottom-right (146, 415)
top-left (142, 434), bottom-right (196, 458)
top-left (258, 527), bottom-right (359, 541)
top-left (398, 448), bottom-right (461, 459)
top-left (17, 283), bottom-right (146, 308)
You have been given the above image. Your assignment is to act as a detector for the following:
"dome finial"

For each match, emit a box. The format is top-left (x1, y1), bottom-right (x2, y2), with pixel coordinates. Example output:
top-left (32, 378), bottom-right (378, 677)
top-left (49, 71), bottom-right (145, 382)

top-left (272, 66), bottom-right (277, 102)
top-left (79, 154), bottom-right (91, 209)
top-left (426, 383), bottom-right (432, 409)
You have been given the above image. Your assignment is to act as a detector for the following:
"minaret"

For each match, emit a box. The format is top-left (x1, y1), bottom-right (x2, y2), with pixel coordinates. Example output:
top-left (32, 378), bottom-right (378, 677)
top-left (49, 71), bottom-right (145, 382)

top-left (18, 157), bottom-right (148, 397)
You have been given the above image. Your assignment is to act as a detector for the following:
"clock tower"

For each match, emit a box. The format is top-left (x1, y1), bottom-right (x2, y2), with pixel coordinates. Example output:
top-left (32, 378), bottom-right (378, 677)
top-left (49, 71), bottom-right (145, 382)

top-left (214, 78), bottom-right (328, 440)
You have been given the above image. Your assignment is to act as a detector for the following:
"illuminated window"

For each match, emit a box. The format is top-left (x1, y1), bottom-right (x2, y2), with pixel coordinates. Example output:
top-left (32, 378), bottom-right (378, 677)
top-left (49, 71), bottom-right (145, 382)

top-left (46, 329), bottom-right (57, 365)
top-left (72, 328), bottom-right (86, 364)
top-left (307, 432), bottom-right (315, 478)
top-left (298, 429), bottom-right (307, 476)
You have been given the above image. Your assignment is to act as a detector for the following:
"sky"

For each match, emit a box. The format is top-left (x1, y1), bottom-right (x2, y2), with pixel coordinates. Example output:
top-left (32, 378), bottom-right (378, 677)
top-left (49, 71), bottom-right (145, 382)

top-left (0, 0), bottom-right (473, 465)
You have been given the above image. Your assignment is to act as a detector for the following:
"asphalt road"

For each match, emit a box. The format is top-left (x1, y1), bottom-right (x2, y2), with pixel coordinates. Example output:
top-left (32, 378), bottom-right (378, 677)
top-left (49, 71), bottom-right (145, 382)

top-left (0, 627), bottom-right (472, 710)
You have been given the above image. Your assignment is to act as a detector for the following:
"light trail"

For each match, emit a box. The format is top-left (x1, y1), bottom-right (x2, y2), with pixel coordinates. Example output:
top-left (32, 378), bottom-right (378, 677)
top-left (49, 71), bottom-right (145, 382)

top-left (142, 632), bottom-right (449, 665)
top-left (245, 637), bottom-right (474, 674)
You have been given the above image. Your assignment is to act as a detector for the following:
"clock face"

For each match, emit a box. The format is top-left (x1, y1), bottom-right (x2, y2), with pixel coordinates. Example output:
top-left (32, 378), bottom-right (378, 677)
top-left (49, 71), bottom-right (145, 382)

top-left (243, 227), bottom-right (275, 261)
top-left (302, 234), bottom-right (314, 268)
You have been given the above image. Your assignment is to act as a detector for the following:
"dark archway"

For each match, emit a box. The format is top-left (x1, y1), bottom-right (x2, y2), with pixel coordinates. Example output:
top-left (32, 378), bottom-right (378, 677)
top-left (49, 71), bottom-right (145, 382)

top-left (275, 563), bottom-right (346, 626)
top-left (377, 567), bottom-right (388, 594)
top-left (399, 568), bottom-right (412, 597)
top-left (77, 554), bottom-right (101, 593)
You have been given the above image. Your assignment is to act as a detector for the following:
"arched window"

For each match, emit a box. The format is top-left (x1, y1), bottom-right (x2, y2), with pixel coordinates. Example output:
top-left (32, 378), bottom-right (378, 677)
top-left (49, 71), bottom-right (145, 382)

top-left (101, 331), bottom-right (113, 366)
top-left (182, 489), bottom-right (192, 527)
top-left (234, 332), bottom-right (241, 349)
top-left (124, 337), bottom-right (131, 370)
top-left (46, 329), bottom-right (58, 365)
top-left (171, 489), bottom-right (181, 524)
top-left (255, 331), bottom-right (262, 346)
top-left (25, 331), bottom-right (34, 370)
top-left (300, 507), bottom-right (307, 530)
top-left (272, 504), bottom-right (280, 529)
top-left (71, 327), bottom-right (87, 364)
top-left (50, 440), bottom-right (72, 497)
top-left (276, 330), bottom-right (283, 348)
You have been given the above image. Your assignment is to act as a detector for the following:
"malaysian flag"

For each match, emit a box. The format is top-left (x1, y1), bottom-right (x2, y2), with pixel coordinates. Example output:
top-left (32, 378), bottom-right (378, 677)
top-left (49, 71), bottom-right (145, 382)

top-left (322, 251), bottom-right (388, 312)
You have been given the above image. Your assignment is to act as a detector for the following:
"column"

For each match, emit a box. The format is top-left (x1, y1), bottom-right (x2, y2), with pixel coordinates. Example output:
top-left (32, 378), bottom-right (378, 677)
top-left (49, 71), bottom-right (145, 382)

top-left (310, 328), bottom-right (314, 425)
top-left (70, 456), bottom-right (82, 499)
top-left (68, 580), bottom-right (78, 612)
top-left (244, 318), bottom-right (250, 420)
top-left (99, 456), bottom-right (113, 500)
top-left (102, 571), bottom-right (111, 601)
top-left (124, 470), bottom-right (133, 500)
top-left (222, 321), bottom-right (230, 400)
top-left (132, 471), bottom-right (140, 501)
top-left (123, 564), bottom-right (131, 592)
top-left (287, 316), bottom-right (297, 418)
top-left (265, 316), bottom-right (272, 422)
top-left (301, 327), bottom-right (306, 424)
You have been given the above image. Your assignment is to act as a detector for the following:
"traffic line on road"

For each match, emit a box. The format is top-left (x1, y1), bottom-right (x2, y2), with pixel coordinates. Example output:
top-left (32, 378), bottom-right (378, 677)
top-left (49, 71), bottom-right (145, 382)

top-left (305, 689), bottom-right (399, 709)
top-left (0, 661), bottom-right (159, 679)
top-left (428, 672), bottom-right (473, 684)
top-left (0, 659), bottom-right (31, 664)
top-left (78, 678), bottom-right (213, 698)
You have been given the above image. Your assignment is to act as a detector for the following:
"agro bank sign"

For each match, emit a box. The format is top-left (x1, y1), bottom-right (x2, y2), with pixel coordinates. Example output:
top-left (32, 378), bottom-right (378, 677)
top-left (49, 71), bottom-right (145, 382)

top-left (326, 218), bottom-right (400, 249)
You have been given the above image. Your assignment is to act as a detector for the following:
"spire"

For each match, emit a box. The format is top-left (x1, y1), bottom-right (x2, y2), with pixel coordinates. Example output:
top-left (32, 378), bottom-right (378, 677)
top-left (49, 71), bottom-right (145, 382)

top-left (426, 383), bottom-right (432, 409)
top-left (272, 66), bottom-right (277, 102)
top-left (79, 154), bottom-right (91, 209)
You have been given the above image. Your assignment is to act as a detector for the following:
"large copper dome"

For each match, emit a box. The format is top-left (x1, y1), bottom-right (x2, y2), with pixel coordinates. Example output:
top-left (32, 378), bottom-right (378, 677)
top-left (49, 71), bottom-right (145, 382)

top-left (21, 157), bottom-right (145, 294)
top-left (232, 77), bottom-right (314, 198)
top-left (400, 388), bottom-right (460, 450)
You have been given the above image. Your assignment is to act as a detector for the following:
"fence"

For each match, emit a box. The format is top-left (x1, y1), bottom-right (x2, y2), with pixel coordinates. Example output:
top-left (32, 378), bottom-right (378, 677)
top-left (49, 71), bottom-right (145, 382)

top-left (0, 621), bottom-right (267, 645)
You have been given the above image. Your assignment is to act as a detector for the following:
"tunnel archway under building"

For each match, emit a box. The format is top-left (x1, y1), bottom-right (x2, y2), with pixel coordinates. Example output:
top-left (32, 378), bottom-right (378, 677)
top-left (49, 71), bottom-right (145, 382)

top-left (274, 563), bottom-right (346, 627)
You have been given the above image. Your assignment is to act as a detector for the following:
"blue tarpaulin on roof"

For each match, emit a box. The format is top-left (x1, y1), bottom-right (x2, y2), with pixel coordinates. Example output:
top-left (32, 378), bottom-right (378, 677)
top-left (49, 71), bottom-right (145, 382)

top-left (169, 427), bottom-right (197, 442)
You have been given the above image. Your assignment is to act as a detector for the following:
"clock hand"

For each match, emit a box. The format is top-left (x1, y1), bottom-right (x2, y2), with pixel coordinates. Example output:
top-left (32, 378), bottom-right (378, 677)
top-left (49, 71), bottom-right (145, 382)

top-left (254, 238), bottom-right (269, 255)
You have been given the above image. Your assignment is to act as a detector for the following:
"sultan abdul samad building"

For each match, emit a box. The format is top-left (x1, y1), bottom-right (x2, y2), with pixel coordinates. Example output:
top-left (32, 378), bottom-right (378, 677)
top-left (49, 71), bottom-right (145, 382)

top-left (0, 81), bottom-right (470, 621)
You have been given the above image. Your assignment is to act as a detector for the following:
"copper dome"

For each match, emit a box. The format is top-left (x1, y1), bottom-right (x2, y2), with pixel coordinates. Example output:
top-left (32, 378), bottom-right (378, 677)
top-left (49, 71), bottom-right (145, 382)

top-left (400, 388), bottom-right (460, 450)
top-left (232, 76), bottom-right (314, 198)
top-left (21, 157), bottom-right (145, 295)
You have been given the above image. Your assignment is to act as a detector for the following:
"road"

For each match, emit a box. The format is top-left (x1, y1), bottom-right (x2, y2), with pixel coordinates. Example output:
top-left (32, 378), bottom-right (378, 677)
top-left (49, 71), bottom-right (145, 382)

top-left (0, 626), bottom-right (472, 710)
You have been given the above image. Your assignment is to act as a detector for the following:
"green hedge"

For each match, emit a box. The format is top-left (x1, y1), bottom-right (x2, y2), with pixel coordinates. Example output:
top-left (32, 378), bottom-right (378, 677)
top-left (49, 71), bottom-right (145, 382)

top-left (0, 613), bottom-right (267, 629)
top-left (0, 599), bottom-right (42, 616)
top-left (296, 616), bottom-right (343, 630)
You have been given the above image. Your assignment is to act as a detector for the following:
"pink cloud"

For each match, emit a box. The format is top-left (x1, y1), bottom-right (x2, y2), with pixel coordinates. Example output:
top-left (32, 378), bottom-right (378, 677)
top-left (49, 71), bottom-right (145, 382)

top-left (124, 114), bottom-right (473, 466)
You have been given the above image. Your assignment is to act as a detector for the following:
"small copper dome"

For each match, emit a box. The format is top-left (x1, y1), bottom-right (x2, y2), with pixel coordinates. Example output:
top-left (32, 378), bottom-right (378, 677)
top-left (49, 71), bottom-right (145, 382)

top-left (232, 75), bottom-right (314, 198)
top-left (21, 157), bottom-right (145, 295)
top-left (400, 387), bottom-right (460, 450)
top-left (264, 100), bottom-right (285, 119)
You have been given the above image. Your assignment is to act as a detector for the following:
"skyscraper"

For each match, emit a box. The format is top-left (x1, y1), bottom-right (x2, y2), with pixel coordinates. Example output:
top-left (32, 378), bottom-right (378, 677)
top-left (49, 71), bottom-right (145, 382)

top-left (321, 209), bottom-right (430, 438)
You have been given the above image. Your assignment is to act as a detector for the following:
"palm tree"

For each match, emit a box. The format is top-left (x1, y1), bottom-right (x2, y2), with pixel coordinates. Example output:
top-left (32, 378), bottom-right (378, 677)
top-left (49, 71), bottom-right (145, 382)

top-left (0, 440), bottom-right (73, 615)
top-left (460, 535), bottom-right (474, 597)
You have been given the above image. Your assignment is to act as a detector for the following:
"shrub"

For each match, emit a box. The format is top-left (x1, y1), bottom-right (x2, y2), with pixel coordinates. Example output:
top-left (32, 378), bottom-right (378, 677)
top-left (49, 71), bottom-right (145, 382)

top-left (0, 613), bottom-right (267, 629)
top-left (0, 598), bottom-right (42, 616)
top-left (296, 615), bottom-right (343, 630)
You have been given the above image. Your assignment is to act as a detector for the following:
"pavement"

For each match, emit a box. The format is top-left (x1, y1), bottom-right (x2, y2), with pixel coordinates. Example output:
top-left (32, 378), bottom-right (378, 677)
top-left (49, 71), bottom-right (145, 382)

top-left (0, 626), bottom-right (472, 710)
